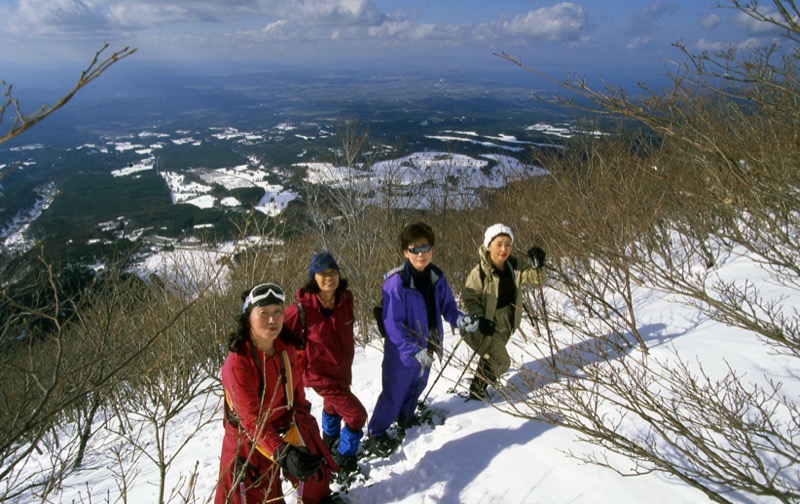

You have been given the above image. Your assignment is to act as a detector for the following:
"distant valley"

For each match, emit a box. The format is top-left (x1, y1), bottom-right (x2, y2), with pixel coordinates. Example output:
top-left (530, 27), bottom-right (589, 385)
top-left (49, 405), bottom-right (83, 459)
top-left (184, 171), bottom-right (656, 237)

top-left (0, 68), bottom-right (589, 269)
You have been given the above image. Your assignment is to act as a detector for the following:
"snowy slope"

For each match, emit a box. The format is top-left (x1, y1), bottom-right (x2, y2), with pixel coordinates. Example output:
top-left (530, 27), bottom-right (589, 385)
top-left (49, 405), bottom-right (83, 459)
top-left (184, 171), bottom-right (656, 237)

top-left (13, 250), bottom-right (797, 503)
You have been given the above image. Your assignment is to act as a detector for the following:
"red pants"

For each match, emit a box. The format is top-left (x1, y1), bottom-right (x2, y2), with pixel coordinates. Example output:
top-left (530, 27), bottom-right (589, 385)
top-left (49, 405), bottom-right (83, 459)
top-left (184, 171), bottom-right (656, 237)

top-left (315, 386), bottom-right (368, 430)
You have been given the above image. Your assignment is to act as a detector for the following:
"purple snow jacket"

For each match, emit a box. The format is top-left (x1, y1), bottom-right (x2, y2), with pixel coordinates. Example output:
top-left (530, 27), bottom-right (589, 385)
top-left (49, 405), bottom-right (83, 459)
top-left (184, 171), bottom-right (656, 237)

top-left (382, 261), bottom-right (464, 367)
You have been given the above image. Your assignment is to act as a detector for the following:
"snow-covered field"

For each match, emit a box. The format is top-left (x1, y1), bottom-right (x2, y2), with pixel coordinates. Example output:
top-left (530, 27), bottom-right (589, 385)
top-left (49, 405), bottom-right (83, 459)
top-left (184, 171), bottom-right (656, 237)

top-left (1, 121), bottom-right (558, 256)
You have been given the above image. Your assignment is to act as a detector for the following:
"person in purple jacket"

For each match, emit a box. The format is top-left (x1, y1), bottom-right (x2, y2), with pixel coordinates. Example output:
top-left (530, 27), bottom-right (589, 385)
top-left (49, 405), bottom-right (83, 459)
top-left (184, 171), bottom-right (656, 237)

top-left (364, 221), bottom-right (479, 457)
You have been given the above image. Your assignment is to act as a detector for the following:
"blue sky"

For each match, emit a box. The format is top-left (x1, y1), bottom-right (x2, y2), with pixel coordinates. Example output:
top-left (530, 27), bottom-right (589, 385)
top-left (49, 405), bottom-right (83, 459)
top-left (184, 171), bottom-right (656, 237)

top-left (0, 1), bottom-right (791, 85)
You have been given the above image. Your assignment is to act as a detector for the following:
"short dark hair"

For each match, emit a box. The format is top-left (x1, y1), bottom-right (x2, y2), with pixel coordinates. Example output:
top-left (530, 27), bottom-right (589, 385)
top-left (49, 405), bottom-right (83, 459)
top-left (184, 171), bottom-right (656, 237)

top-left (399, 221), bottom-right (435, 251)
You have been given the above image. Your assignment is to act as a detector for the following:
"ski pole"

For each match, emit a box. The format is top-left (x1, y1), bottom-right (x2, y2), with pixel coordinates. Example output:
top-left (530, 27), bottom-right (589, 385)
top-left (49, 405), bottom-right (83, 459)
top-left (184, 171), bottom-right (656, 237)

top-left (529, 252), bottom-right (557, 369)
top-left (234, 457), bottom-right (247, 504)
top-left (418, 335), bottom-right (462, 407)
top-left (446, 345), bottom-right (481, 393)
top-left (296, 480), bottom-right (304, 504)
top-left (534, 273), bottom-right (557, 369)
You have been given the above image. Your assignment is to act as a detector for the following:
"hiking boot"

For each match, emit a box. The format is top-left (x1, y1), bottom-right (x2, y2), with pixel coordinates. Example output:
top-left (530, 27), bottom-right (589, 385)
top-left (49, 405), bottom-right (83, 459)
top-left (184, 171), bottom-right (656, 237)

top-left (362, 433), bottom-right (401, 457)
top-left (468, 376), bottom-right (488, 401)
top-left (333, 452), bottom-right (359, 474)
top-left (398, 413), bottom-right (420, 430)
top-left (323, 433), bottom-right (340, 454)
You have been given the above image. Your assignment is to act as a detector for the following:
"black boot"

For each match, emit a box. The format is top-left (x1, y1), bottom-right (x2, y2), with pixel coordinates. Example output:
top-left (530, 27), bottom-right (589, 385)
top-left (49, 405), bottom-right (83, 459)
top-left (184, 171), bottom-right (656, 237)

top-left (323, 433), bottom-right (340, 455)
top-left (468, 376), bottom-right (488, 400)
top-left (468, 358), bottom-right (494, 401)
top-left (333, 452), bottom-right (359, 474)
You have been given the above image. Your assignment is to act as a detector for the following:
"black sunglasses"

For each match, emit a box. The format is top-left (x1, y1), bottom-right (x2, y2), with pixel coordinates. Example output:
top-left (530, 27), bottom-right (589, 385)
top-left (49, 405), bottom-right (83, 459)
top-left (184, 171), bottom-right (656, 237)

top-left (407, 244), bottom-right (433, 254)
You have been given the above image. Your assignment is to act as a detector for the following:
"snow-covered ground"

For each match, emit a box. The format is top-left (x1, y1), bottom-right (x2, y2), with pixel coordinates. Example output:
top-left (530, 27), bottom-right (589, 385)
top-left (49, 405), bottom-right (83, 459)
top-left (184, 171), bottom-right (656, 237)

top-left (0, 181), bottom-right (58, 253)
top-left (10, 246), bottom-right (796, 503)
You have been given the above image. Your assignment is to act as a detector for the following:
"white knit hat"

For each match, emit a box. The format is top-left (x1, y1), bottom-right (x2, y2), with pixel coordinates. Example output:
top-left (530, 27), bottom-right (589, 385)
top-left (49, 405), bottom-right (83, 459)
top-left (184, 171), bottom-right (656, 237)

top-left (483, 223), bottom-right (514, 248)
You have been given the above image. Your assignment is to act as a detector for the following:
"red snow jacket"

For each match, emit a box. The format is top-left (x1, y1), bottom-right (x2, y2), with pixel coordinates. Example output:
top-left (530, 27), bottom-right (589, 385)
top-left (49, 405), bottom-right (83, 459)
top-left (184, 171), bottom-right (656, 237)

top-left (215, 336), bottom-right (335, 504)
top-left (284, 288), bottom-right (355, 391)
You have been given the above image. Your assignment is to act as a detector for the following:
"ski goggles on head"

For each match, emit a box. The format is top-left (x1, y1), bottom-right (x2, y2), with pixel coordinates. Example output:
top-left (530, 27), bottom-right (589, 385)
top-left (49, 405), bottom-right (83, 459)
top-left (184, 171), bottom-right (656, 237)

top-left (407, 244), bottom-right (433, 255)
top-left (242, 283), bottom-right (285, 313)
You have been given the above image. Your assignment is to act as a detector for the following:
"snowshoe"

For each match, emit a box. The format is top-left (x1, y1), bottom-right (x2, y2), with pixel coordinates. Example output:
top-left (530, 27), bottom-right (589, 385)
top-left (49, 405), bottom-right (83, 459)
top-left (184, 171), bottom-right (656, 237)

top-left (333, 453), bottom-right (359, 474)
top-left (332, 463), bottom-right (366, 491)
top-left (412, 403), bottom-right (447, 427)
top-left (467, 376), bottom-right (488, 401)
top-left (360, 432), bottom-right (402, 458)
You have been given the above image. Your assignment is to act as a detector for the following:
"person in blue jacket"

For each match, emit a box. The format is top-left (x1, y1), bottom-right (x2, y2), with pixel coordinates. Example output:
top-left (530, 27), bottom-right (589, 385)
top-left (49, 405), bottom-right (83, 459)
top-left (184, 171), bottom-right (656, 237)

top-left (365, 221), bottom-right (478, 457)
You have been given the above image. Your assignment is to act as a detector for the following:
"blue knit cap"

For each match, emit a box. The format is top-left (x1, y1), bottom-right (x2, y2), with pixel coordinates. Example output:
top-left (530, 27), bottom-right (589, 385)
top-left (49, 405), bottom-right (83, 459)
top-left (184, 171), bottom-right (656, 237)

top-left (309, 252), bottom-right (339, 278)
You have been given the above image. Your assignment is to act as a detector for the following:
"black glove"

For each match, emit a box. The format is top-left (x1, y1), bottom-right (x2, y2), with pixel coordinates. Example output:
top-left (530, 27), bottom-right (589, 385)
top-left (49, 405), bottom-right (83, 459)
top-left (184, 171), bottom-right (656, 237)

top-left (478, 317), bottom-right (496, 336)
top-left (527, 246), bottom-right (546, 271)
top-left (275, 442), bottom-right (323, 481)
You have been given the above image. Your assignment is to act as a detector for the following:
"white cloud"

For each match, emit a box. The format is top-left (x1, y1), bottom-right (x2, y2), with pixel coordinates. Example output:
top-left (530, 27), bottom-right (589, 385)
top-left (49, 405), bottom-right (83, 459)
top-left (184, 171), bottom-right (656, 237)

top-left (701, 13), bottom-right (720, 30)
top-left (109, 0), bottom-right (266, 29)
top-left (500, 2), bottom-right (590, 43)
top-left (259, 19), bottom-right (288, 35)
top-left (5, 0), bottom-right (118, 37)
top-left (695, 38), bottom-right (728, 51)
top-left (365, 20), bottom-right (460, 42)
top-left (266, 0), bottom-right (388, 26)
top-left (732, 9), bottom-right (785, 35)
top-left (0, 0), bottom-right (260, 37)
top-left (734, 36), bottom-right (766, 49)
top-left (627, 36), bottom-right (654, 50)
top-left (0, 0), bottom-right (724, 71)
top-left (630, 1), bottom-right (678, 33)
top-left (695, 36), bottom-right (763, 52)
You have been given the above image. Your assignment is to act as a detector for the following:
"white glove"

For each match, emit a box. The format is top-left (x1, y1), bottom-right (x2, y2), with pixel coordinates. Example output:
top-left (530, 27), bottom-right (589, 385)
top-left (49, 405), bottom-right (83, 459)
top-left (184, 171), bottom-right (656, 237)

top-left (415, 349), bottom-right (434, 367)
top-left (458, 315), bottom-right (479, 333)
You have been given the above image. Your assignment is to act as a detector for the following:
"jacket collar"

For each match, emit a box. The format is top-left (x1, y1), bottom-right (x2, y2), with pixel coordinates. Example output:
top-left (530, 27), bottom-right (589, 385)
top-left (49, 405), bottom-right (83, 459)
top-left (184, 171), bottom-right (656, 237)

top-left (296, 287), bottom-right (337, 309)
top-left (479, 245), bottom-right (518, 276)
top-left (401, 260), bottom-right (443, 289)
top-left (245, 330), bottom-right (291, 356)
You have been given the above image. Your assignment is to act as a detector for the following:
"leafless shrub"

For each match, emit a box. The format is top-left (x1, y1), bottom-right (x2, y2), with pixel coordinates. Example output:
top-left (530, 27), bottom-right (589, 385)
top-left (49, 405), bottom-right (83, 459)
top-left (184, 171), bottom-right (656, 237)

top-left (0, 246), bottom-right (221, 501)
top-left (478, 2), bottom-right (800, 501)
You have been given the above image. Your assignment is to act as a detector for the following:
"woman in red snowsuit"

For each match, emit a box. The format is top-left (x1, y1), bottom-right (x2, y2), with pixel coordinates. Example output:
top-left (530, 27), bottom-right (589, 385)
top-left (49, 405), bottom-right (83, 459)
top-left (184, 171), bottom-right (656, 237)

top-left (284, 252), bottom-right (368, 474)
top-left (214, 282), bottom-right (342, 504)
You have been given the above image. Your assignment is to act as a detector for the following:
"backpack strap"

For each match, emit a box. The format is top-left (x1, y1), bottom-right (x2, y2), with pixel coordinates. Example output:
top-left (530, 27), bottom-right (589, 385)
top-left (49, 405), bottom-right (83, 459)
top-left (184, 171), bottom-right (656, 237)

top-left (373, 304), bottom-right (387, 337)
top-left (295, 301), bottom-right (306, 339)
top-left (223, 347), bottom-right (300, 461)
top-left (277, 348), bottom-right (294, 409)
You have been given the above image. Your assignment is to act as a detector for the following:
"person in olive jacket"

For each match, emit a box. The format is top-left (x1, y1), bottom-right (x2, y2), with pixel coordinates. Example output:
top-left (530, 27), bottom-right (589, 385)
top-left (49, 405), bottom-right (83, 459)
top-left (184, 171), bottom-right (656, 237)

top-left (461, 224), bottom-right (547, 400)
top-left (215, 282), bottom-right (342, 504)
top-left (284, 252), bottom-right (368, 475)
